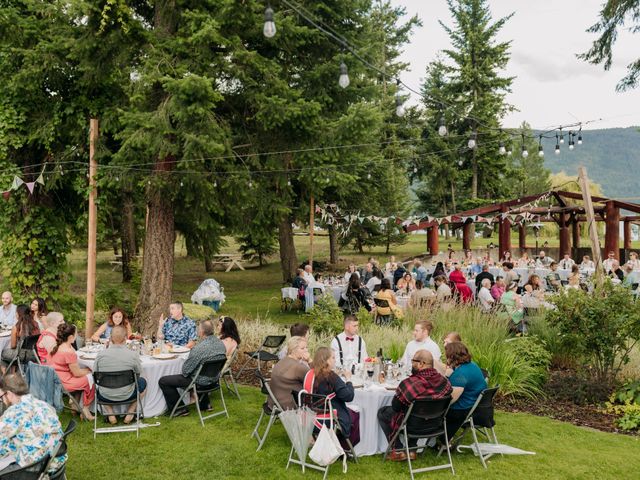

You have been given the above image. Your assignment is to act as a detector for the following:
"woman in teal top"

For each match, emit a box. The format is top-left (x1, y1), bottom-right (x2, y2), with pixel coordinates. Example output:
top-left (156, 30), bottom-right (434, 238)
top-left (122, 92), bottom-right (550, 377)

top-left (499, 281), bottom-right (524, 331)
top-left (444, 342), bottom-right (487, 439)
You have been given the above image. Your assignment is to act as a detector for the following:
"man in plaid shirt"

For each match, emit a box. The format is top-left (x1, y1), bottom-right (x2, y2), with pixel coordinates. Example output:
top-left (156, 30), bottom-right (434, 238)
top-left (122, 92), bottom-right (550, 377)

top-left (378, 349), bottom-right (452, 461)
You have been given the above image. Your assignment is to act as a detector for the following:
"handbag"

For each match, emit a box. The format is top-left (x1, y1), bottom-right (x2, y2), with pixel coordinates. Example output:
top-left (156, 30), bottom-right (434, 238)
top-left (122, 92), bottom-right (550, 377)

top-left (309, 397), bottom-right (347, 472)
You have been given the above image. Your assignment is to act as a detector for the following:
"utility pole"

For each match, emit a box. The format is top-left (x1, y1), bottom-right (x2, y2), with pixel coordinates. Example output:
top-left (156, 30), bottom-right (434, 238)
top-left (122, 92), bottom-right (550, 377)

top-left (86, 118), bottom-right (99, 339)
top-left (309, 196), bottom-right (315, 269)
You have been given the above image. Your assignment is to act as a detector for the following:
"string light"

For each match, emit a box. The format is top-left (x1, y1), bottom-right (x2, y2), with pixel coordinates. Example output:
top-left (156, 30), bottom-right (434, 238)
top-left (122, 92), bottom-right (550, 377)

top-left (338, 62), bottom-right (350, 89)
top-left (522, 145), bottom-right (529, 158)
top-left (555, 134), bottom-right (560, 155)
top-left (213, 179), bottom-right (217, 187)
top-left (538, 135), bottom-right (544, 157)
top-left (577, 127), bottom-right (583, 145)
top-left (287, 179), bottom-right (291, 186)
top-left (569, 131), bottom-right (575, 150)
top-left (506, 146), bottom-right (512, 156)
top-left (458, 159), bottom-right (464, 166)
top-left (248, 180), bottom-right (253, 188)
top-left (467, 131), bottom-right (477, 150)
top-left (367, 172), bottom-right (371, 180)
top-left (413, 165), bottom-right (418, 174)
top-left (180, 181), bottom-right (184, 187)
top-left (498, 142), bottom-right (506, 155)
top-left (438, 116), bottom-right (447, 137)
top-left (395, 79), bottom-right (405, 118)
top-left (263, 5), bottom-right (276, 38)
top-left (559, 128), bottom-right (564, 144)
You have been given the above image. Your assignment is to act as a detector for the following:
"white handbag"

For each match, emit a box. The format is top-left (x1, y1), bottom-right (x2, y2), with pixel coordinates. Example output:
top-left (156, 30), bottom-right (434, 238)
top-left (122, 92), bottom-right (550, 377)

top-left (308, 397), bottom-right (347, 473)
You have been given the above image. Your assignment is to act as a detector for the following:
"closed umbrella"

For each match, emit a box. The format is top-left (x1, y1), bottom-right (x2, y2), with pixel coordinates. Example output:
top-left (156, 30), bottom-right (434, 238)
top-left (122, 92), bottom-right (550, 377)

top-left (280, 407), bottom-right (316, 472)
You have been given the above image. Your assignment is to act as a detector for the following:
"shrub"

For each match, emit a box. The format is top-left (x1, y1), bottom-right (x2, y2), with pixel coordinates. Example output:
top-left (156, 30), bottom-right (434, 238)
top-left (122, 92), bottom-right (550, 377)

top-left (306, 294), bottom-right (344, 336)
top-left (183, 303), bottom-right (216, 322)
top-left (605, 381), bottom-right (640, 431)
top-left (546, 281), bottom-right (640, 382)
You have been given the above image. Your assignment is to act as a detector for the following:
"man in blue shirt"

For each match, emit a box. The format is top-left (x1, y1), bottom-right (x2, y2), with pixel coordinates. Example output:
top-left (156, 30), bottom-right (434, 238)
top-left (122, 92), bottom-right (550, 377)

top-left (413, 259), bottom-right (428, 283)
top-left (157, 301), bottom-right (197, 348)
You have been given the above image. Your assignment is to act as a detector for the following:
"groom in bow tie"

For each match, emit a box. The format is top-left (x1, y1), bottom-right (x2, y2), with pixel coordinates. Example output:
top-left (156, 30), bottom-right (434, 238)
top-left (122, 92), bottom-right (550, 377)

top-left (331, 315), bottom-right (368, 369)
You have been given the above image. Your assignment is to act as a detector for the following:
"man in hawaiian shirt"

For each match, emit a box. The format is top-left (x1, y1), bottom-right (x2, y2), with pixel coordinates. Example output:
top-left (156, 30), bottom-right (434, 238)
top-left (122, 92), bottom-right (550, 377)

top-left (0, 374), bottom-right (65, 474)
top-left (156, 301), bottom-right (197, 348)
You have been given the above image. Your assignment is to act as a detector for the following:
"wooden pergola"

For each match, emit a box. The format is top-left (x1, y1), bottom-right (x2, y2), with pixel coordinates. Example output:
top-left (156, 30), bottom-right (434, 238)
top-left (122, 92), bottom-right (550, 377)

top-left (406, 190), bottom-right (640, 260)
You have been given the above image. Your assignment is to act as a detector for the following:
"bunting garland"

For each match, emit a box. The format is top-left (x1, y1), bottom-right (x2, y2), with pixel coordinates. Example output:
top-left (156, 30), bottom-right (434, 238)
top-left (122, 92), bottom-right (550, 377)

top-left (3, 165), bottom-right (47, 200)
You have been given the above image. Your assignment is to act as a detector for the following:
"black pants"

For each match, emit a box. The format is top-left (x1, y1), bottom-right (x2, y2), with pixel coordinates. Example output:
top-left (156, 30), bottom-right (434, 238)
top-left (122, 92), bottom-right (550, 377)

top-left (378, 406), bottom-right (417, 449)
top-left (159, 374), bottom-right (211, 412)
top-left (444, 407), bottom-right (471, 442)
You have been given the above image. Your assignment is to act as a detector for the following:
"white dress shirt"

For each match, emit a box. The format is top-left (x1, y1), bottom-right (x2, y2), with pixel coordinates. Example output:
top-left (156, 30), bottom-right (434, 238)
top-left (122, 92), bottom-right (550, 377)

top-left (365, 276), bottom-right (381, 292)
top-left (330, 332), bottom-right (368, 368)
top-left (477, 287), bottom-right (495, 311)
top-left (344, 271), bottom-right (360, 283)
top-left (603, 258), bottom-right (616, 273)
top-left (303, 271), bottom-right (315, 284)
top-left (401, 338), bottom-right (442, 366)
top-left (559, 258), bottom-right (575, 270)
top-left (580, 260), bottom-right (595, 270)
top-left (0, 304), bottom-right (17, 327)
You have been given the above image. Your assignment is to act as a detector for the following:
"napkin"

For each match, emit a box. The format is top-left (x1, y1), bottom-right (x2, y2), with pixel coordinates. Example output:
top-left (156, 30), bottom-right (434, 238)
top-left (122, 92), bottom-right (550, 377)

top-left (364, 384), bottom-right (387, 392)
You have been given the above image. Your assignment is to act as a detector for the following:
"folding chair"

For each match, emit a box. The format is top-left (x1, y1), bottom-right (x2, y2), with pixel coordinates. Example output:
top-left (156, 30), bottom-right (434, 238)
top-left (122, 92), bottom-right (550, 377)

top-left (383, 396), bottom-right (455, 479)
top-left (373, 298), bottom-right (393, 325)
top-left (221, 348), bottom-right (240, 400)
top-left (0, 454), bottom-right (49, 480)
top-left (455, 386), bottom-right (500, 468)
top-left (48, 419), bottom-right (78, 480)
top-left (169, 358), bottom-right (228, 427)
top-left (93, 370), bottom-right (144, 438)
top-left (237, 335), bottom-right (286, 377)
top-left (6, 334), bottom-right (40, 375)
top-left (251, 370), bottom-right (283, 451)
top-left (60, 386), bottom-right (85, 419)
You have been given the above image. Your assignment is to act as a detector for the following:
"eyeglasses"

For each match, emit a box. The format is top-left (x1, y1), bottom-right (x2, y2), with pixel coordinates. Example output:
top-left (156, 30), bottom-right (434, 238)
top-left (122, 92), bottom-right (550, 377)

top-left (0, 392), bottom-right (7, 401)
top-left (411, 359), bottom-right (422, 363)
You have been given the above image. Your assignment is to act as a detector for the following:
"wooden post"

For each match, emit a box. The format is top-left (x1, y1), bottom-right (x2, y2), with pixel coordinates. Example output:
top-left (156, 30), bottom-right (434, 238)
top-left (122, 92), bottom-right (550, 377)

top-left (498, 207), bottom-right (511, 257)
top-left (518, 224), bottom-right (526, 251)
top-left (624, 220), bottom-right (632, 252)
top-left (86, 118), bottom-right (99, 339)
top-left (428, 226), bottom-right (439, 255)
top-left (309, 196), bottom-right (314, 268)
top-left (578, 167), bottom-right (603, 282)
top-left (558, 213), bottom-right (570, 257)
top-left (572, 217), bottom-right (580, 252)
top-left (604, 200), bottom-right (620, 260)
top-left (462, 222), bottom-right (472, 251)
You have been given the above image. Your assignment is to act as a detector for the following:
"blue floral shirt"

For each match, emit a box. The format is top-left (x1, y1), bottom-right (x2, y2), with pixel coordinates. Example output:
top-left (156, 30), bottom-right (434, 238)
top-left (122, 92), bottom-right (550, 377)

top-left (162, 316), bottom-right (197, 346)
top-left (0, 394), bottom-right (66, 471)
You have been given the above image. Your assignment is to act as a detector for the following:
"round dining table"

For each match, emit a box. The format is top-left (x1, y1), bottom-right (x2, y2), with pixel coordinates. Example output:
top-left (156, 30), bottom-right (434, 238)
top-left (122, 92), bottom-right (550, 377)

top-left (78, 348), bottom-right (189, 417)
top-left (0, 330), bottom-right (12, 353)
top-left (347, 382), bottom-right (397, 456)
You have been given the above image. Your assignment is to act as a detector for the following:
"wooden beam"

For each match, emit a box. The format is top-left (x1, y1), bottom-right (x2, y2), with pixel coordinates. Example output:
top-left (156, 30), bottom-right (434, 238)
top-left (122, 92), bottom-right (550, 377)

top-left (578, 167), bottom-right (604, 282)
top-left (556, 190), bottom-right (609, 203)
top-left (613, 200), bottom-right (640, 215)
top-left (624, 220), bottom-right (632, 251)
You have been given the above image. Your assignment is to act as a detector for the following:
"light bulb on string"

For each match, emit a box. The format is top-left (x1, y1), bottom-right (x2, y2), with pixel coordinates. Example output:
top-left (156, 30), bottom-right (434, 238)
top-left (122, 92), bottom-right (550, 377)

top-left (213, 179), bottom-right (217, 187)
top-left (522, 145), bottom-right (529, 158)
top-left (467, 132), bottom-right (477, 150)
top-left (395, 79), bottom-right (405, 117)
top-left (180, 181), bottom-right (184, 187)
top-left (248, 180), bottom-right (253, 188)
top-left (115, 176), bottom-right (119, 182)
top-left (555, 142), bottom-right (560, 155)
top-left (506, 147), bottom-right (512, 156)
top-left (147, 180), bottom-right (151, 185)
top-left (338, 62), bottom-right (350, 89)
top-left (568, 131), bottom-right (574, 150)
top-left (263, 5), bottom-right (276, 38)
top-left (438, 116), bottom-right (447, 136)
top-left (367, 172), bottom-right (371, 180)
top-left (287, 179), bottom-right (291, 186)
top-left (577, 128), bottom-right (583, 145)
top-left (413, 166), bottom-right (418, 174)
top-left (559, 128), bottom-right (564, 144)
top-left (498, 142), bottom-right (506, 155)
top-left (458, 159), bottom-right (464, 166)
top-left (538, 135), bottom-right (544, 157)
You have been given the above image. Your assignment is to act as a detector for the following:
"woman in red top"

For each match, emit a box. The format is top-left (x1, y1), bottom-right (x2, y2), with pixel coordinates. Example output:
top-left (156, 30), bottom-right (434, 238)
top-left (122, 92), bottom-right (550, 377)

top-left (36, 312), bottom-right (64, 365)
top-left (448, 267), bottom-right (474, 303)
top-left (0, 304), bottom-right (40, 370)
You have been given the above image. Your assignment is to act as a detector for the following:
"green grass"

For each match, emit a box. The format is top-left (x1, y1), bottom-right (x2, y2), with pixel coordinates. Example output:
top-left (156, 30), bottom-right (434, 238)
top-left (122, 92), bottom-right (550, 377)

top-left (64, 385), bottom-right (640, 480)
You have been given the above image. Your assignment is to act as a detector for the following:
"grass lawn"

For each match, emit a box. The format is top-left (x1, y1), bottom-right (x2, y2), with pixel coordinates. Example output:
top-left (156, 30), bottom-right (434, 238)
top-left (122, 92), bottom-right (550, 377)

top-left (63, 385), bottom-right (640, 480)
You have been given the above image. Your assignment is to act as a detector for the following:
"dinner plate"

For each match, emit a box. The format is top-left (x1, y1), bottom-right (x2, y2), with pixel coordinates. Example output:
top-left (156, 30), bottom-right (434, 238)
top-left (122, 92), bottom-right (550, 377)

top-left (80, 352), bottom-right (97, 360)
top-left (0, 330), bottom-right (11, 337)
top-left (170, 345), bottom-right (190, 353)
top-left (152, 353), bottom-right (177, 360)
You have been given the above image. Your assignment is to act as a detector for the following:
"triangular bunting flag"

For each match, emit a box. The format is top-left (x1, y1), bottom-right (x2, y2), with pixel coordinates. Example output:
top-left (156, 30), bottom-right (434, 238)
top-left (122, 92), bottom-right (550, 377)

top-left (26, 182), bottom-right (35, 194)
top-left (413, 219), bottom-right (421, 226)
top-left (11, 176), bottom-right (24, 190)
top-left (36, 173), bottom-right (45, 185)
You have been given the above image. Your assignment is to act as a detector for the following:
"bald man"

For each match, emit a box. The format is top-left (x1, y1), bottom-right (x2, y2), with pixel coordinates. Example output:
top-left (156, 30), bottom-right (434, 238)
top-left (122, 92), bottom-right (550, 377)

top-left (0, 291), bottom-right (17, 327)
top-left (378, 349), bottom-right (452, 461)
top-left (36, 312), bottom-right (65, 365)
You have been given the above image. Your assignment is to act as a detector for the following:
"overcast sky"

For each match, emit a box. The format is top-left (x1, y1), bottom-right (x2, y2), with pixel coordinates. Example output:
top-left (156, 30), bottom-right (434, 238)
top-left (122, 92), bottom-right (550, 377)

top-left (391, 0), bottom-right (640, 130)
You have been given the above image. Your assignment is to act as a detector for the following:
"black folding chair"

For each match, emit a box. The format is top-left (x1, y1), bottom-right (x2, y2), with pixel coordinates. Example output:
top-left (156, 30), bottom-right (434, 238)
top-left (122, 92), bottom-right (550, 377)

top-left (169, 358), bottom-right (228, 427)
top-left (46, 419), bottom-right (77, 480)
top-left (0, 454), bottom-right (49, 480)
top-left (237, 335), bottom-right (286, 377)
top-left (93, 370), bottom-right (143, 438)
top-left (251, 370), bottom-right (283, 451)
top-left (454, 386), bottom-right (501, 468)
top-left (383, 396), bottom-right (454, 478)
top-left (6, 334), bottom-right (41, 375)
top-left (373, 298), bottom-right (393, 325)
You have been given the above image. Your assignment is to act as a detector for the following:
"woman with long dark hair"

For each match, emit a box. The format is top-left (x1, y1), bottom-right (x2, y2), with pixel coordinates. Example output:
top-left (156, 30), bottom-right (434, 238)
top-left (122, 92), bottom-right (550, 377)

top-left (339, 275), bottom-right (372, 316)
top-left (91, 307), bottom-right (132, 342)
top-left (50, 323), bottom-right (95, 420)
top-left (30, 297), bottom-right (48, 326)
top-left (217, 316), bottom-right (241, 356)
top-left (1, 304), bottom-right (41, 370)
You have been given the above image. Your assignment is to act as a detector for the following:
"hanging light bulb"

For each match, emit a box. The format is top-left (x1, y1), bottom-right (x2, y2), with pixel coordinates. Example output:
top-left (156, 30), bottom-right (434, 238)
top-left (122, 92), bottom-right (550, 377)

top-left (367, 172), bottom-right (371, 180)
top-left (263, 5), bottom-right (276, 38)
top-left (338, 62), bottom-right (350, 89)
top-left (498, 142), bottom-right (506, 155)
top-left (438, 116), bottom-right (447, 136)
top-left (568, 131), bottom-right (574, 150)
top-left (467, 132), bottom-right (477, 150)
top-left (506, 147), bottom-right (512, 156)
top-left (287, 179), bottom-right (291, 186)
top-left (577, 129), bottom-right (583, 145)
top-left (522, 145), bottom-right (529, 158)
top-left (559, 128), bottom-right (564, 144)
top-left (213, 179), bottom-right (217, 187)
top-left (248, 180), bottom-right (253, 188)
top-left (555, 142), bottom-right (560, 155)
top-left (538, 145), bottom-right (544, 157)
top-left (395, 79), bottom-right (405, 117)
top-left (115, 176), bottom-right (119, 182)
top-left (147, 180), bottom-right (151, 185)
top-left (180, 181), bottom-right (184, 187)
top-left (458, 159), bottom-right (464, 166)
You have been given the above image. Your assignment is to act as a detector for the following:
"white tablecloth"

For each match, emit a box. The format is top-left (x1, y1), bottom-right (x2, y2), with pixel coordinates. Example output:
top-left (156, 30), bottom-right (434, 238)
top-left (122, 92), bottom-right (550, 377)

top-left (0, 332), bottom-right (11, 352)
top-left (78, 352), bottom-right (188, 417)
top-left (348, 387), bottom-right (395, 456)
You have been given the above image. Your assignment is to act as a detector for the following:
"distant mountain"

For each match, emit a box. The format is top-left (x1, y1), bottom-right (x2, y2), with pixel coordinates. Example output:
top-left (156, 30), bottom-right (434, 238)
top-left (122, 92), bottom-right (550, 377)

top-left (539, 127), bottom-right (640, 199)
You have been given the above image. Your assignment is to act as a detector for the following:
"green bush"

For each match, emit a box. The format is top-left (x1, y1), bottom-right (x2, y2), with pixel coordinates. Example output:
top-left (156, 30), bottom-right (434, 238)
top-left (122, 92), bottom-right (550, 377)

top-left (307, 294), bottom-right (344, 336)
top-left (605, 380), bottom-right (640, 431)
top-left (546, 281), bottom-right (640, 382)
top-left (183, 303), bottom-right (216, 322)
top-left (505, 335), bottom-right (552, 385)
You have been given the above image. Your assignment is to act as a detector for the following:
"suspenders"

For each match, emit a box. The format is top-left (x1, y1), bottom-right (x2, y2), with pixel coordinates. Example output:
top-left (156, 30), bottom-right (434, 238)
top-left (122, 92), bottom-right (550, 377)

top-left (334, 335), bottom-right (362, 364)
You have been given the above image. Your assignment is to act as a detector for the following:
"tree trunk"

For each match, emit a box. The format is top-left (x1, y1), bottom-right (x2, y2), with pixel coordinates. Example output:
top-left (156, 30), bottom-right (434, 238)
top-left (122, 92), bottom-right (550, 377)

top-left (442, 201), bottom-right (450, 239)
top-left (134, 186), bottom-right (175, 335)
top-left (120, 190), bottom-right (136, 283)
top-left (203, 241), bottom-right (214, 272)
top-left (328, 223), bottom-right (339, 264)
top-left (278, 214), bottom-right (298, 283)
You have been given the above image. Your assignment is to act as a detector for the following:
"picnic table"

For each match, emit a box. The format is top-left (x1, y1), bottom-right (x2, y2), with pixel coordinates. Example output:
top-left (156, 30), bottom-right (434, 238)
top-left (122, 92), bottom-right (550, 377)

top-left (211, 253), bottom-right (249, 272)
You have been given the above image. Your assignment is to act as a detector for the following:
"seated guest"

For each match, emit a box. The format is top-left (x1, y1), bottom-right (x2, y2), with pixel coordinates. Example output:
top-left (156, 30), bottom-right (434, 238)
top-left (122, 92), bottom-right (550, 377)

top-left (339, 275), bottom-right (372, 316)
top-left (500, 281), bottom-right (524, 328)
top-left (474, 264), bottom-right (495, 291)
top-left (385, 256), bottom-right (396, 274)
top-left (501, 262), bottom-right (518, 286)
top-left (291, 268), bottom-right (308, 292)
top-left (413, 259), bottom-right (428, 283)
top-left (444, 342), bottom-right (487, 440)
top-left (1, 304), bottom-right (40, 370)
top-left (580, 255), bottom-right (595, 269)
top-left (0, 374), bottom-right (65, 475)
top-left (91, 307), bottom-right (132, 342)
top-left (490, 276), bottom-right (506, 301)
top-left (623, 263), bottom-right (640, 288)
top-left (157, 301), bottom-right (197, 348)
top-left (449, 266), bottom-right (473, 303)
top-left (30, 297), bottom-right (48, 329)
top-left (434, 275), bottom-right (452, 302)
top-left (361, 262), bottom-right (374, 284)
top-left (50, 323), bottom-right (95, 420)
top-left (0, 291), bottom-right (17, 327)
top-left (628, 252), bottom-right (640, 271)
top-left (377, 350), bottom-right (452, 461)
top-left (559, 254), bottom-right (575, 270)
top-left (463, 250), bottom-right (473, 266)
top-left (477, 279), bottom-right (495, 312)
top-left (524, 274), bottom-right (545, 300)
top-left (396, 272), bottom-right (416, 295)
top-left (304, 347), bottom-right (355, 437)
top-left (268, 336), bottom-right (310, 411)
top-left (217, 316), bottom-right (241, 357)
top-left (401, 320), bottom-right (442, 367)
top-left (375, 278), bottom-right (404, 319)
top-left (278, 323), bottom-right (310, 361)
top-left (443, 331), bottom-right (462, 347)
top-left (545, 262), bottom-right (562, 291)
top-left (302, 264), bottom-right (314, 284)
top-left (36, 311), bottom-right (65, 366)
top-left (331, 315), bottom-right (368, 369)
top-left (516, 252), bottom-right (532, 267)
top-left (432, 261), bottom-right (446, 279)
top-left (470, 258), bottom-right (483, 276)
top-left (568, 265), bottom-right (582, 289)
top-left (609, 260), bottom-right (624, 282)
top-left (408, 280), bottom-right (436, 309)
top-left (365, 268), bottom-right (384, 293)
top-left (500, 251), bottom-right (512, 263)
top-left (344, 264), bottom-right (359, 283)
top-left (536, 250), bottom-right (554, 267)
top-left (393, 264), bottom-right (407, 288)
top-left (603, 251), bottom-right (616, 274)
top-left (94, 326), bottom-right (147, 425)
top-left (159, 320), bottom-right (227, 416)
